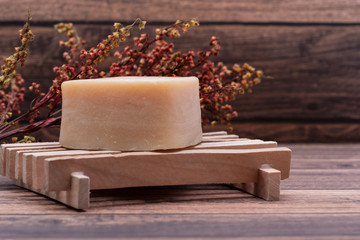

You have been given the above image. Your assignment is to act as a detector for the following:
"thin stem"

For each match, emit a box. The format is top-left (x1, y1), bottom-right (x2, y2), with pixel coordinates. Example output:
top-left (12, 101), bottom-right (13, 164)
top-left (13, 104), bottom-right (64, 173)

top-left (0, 116), bottom-right (60, 140)
top-left (0, 89), bottom-right (55, 133)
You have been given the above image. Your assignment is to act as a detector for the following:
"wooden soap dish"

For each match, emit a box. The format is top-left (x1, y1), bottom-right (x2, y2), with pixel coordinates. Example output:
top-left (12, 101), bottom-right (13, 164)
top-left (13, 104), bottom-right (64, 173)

top-left (0, 132), bottom-right (291, 210)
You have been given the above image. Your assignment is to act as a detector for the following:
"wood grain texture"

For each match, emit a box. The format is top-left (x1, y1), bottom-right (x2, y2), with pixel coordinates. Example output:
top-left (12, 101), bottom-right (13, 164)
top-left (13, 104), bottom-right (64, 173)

top-left (1, 2), bottom-right (360, 143)
top-left (282, 143), bottom-right (360, 169)
top-left (69, 172), bottom-right (89, 209)
top-left (7, 136), bottom-right (281, 191)
top-left (15, 147), bottom-right (64, 180)
top-left (0, 0), bottom-right (359, 234)
top-left (43, 148), bottom-right (291, 191)
top-left (0, 142), bottom-right (60, 176)
top-left (282, 169), bottom-right (360, 190)
top-left (30, 149), bottom-right (118, 190)
top-left (28, 121), bottom-right (360, 143)
top-left (0, 143), bottom-right (359, 238)
top-left (2, 24), bottom-right (360, 122)
top-left (1, 134), bottom-right (290, 209)
top-left (1, 0), bottom-right (360, 23)
top-left (206, 122), bottom-right (360, 142)
top-left (5, 145), bottom-right (62, 179)
top-left (0, 1), bottom-right (359, 142)
top-left (0, 212), bottom-right (359, 239)
top-left (235, 167), bottom-right (281, 200)
top-left (2, 177), bottom-right (360, 214)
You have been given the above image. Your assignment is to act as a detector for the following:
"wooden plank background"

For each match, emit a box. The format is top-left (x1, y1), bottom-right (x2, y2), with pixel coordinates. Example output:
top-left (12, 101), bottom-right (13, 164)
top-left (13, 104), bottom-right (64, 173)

top-left (1, 0), bottom-right (360, 142)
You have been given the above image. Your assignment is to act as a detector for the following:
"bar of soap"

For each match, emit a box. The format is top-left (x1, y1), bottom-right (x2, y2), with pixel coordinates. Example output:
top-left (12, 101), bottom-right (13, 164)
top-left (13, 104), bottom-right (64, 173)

top-left (59, 76), bottom-right (203, 151)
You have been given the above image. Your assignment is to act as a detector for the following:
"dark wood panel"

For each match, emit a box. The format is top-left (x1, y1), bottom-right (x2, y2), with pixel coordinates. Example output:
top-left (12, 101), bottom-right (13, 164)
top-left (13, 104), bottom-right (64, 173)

top-left (9, 122), bottom-right (360, 143)
top-left (1, 24), bottom-right (360, 122)
top-left (18, 121), bottom-right (360, 143)
top-left (1, 0), bottom-right (360, 23)
top-left (205, 122), bottom-right (360, 142)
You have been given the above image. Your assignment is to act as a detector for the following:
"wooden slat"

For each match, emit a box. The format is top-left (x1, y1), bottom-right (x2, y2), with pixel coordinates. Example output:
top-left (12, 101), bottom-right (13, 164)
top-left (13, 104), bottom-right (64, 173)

top-left (200, 138), bottom-right (249, 142)
top-left (6, 145), bottom-right (62, 179)
top-left (43, 148), bottom-right (291, 191)
top-left (15, 147), bottom-right (65, 180)
top-left (29, 149), bottom-right (119, 190)
top-left (201, 131), bottom-right (228, 136)
top-left (201, 134), bottom-right (240, 141)
top-left (2, 0), bottom-right (360, 23)
top-left (193, 140), bottom-right (277, 149)
top-left (0, 142), bottom-right (60, 177)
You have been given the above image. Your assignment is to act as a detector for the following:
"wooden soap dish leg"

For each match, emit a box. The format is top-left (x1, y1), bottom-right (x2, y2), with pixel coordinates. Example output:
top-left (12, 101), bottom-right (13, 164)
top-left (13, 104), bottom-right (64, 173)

top-left (41, 172), bottom-right (90, 210)
top-left (69, 172), bottom-right (90, 209)
top-left (13, 171), bottom-right (90, 210)
top-left (232, 166), bottom-right (281, 201)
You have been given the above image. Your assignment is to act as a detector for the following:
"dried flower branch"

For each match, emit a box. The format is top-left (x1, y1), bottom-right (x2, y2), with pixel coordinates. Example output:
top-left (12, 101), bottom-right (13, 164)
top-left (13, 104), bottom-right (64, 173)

top-left (0, 13), bottom-right (33, 140)
top-left (0, 13), bottom-right (33, 88)
top-left (0, 16), bottom-right (263, 142)
top-left (54, 22), bottom-right (85, 68)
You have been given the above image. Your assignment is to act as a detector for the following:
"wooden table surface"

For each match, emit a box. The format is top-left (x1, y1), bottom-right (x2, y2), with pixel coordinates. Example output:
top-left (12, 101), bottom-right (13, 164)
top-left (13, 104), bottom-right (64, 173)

top-left (0, 143), bottom-right (359, 239)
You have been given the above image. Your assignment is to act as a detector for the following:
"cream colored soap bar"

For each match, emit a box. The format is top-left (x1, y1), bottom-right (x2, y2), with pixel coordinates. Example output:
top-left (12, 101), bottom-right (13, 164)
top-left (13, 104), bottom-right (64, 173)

top-left (59, 76), bottom-right (203, 151)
